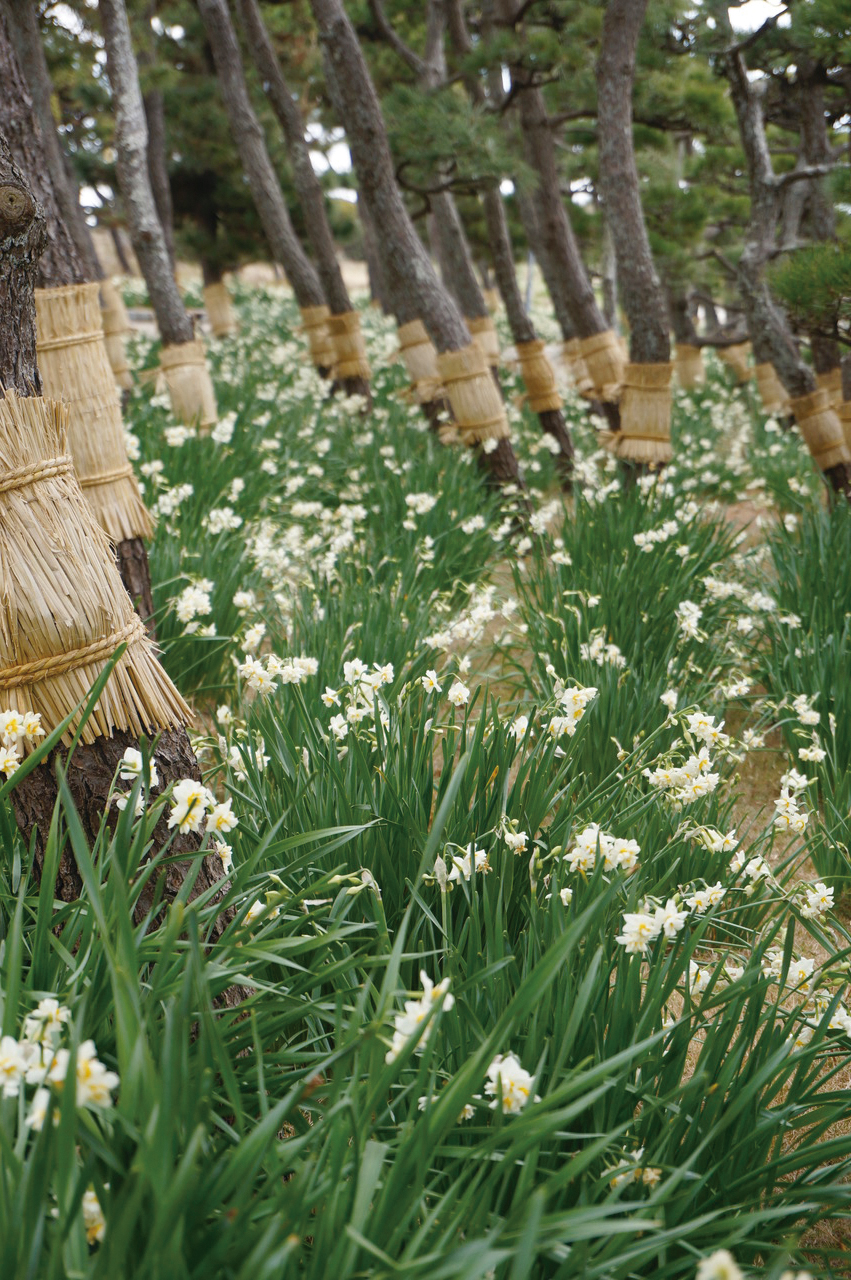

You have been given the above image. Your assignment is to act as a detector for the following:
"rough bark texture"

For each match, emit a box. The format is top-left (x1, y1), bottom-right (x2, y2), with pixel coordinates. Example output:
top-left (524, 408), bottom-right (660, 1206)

top-left (99, 0), bottom-right (194, 346)
top-left (310, 0), bottom-right (524, 487)
top-left (596, 0), bottom-right (669, 364)
top-left (0, 8), bottom-right (87, 290)
top-left (142, 86), bottom-right (176, 274)
top-left (513, 185), bottom-right (574, 338)
top-left (667, 289), bottom-right (700, 345)
top-left (0, 132), bottom-right (46, 394)
top-left (196, 0), bottom-right (325, 311)
top-left (116, 536), bottom-right (156, 638)
top-left (110, 224), bottom-right (133, 274)
top-left (600, 214), bottom-right (618, 328)
top-left (359, 193), bottom-right (389, 311)
top-left (1, 0), bottom-right (102, 281)
top-left (431, 190), bottom-right (489, 319)
top-left (795, 61), bottom-right (841, 377)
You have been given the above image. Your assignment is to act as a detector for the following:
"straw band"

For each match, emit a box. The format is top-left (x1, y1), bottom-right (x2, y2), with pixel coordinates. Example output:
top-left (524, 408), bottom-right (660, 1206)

top-left (81, 463), bottom-right (135, 489)
top-left (37, 330), bottom-right (102, 354)
top-left (0, 614), bottom-right (146, 692)
top-left (0, 455), bottom-right (74, 497)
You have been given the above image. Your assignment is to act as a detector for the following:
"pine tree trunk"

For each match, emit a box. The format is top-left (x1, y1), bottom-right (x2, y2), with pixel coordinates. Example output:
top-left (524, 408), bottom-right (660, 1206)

top-left (1, 8), bottom-right (159, 623)
top-left (481, 184), bottom-right (574, 485)
top-left (0, 0), bottom-right (102, 282)
top-left (196, 0), bottom-right (326, 316)
top-left (98, 0), bottom-right (194, 347)
top-left (309, 0), bottom-right (525, 490)
top-left (430, 190), bottom-right (489, 320)
top-left (0, 130), bottom-right (225, 915)
top-left (600, 213), bottom-right (618, 328)
top-left (142, 86), bottom-right (176, 275)
top-left (596, 0), bottom-right (670, 365)
top-left (110, 224), bottom-right (133, 274)
top-left (359, 194), bottom-right (389, 311)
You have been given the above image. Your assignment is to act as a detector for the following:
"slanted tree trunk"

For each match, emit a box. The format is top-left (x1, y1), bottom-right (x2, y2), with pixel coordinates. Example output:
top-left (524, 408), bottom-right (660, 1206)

top-left (110, 224), bottom-right (133, 274)
top-left (195, 0), bottom-right (327, 320)
top-left (0, 129), bottom-right (230, 929)
top-left (359, 193), bottom-right (389, 311)
top-left (99, 0), bottom-right (194, 348)
top-left (142, 85), bottom-right (176, 275)
top-left (0, 6), bottom-right (156, 613)
top-left (796, 60), bottom-right (842, 385)
top-left (235, 0), bottom-right (370, 400)
top-left (0, 0), bottom-right (102, 281)
top-left (724, 28), bottom-right (851, 497)
top-left (309, 0), bottom-right (525, 491)
top-left (431, 191), bottom-right (490, 324)
top-left (600, 213), bottom-right (618, 328)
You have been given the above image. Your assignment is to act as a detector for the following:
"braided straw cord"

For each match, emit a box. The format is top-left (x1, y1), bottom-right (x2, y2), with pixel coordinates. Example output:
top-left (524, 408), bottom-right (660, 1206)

top-left (159, 339), bottom-right (218, 431)
top-left (436, 343), bottom-right (510, 445)
top-left (327, 311), bottom-right (371, 381)
top-left (81, 463), bottom-right (135, 490)
top-left (0, 394), bottom-right (190, 745)
top-left (616, 362), bottom-right (674, 465)
top-left (577, 330), bottom-right (624, 402)
top-left (790, 387), bottom-right (851, 471)
top-left (35, 282), bottom-right (152, 541)
top-left (515, 340), bottom-right (562, 414)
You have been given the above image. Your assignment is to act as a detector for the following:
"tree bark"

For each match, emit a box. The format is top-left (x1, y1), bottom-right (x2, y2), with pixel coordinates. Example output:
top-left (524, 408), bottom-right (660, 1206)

top-left (0, 0), bottom-right (102, 282)
top-left (431, 190), bottom-right (489, 320)
top-left (309, 0), bottom-right (525, 490)
top-left (358, 193), bottom-right (389, 311)
top-left (142, 86), bottom-right (176, 275)
top-left (196, 0), bottom-right (326, 314)
top-left (99, 0), bottom-right (194, 346)
top-left (596, 0), bottom-right (669, 365)
top-left (110, 224), bottom-right (133, 274)
top-left (0, 133), bottom-right (46, 394)
top-left (795, 61), bottom-right (841, 378)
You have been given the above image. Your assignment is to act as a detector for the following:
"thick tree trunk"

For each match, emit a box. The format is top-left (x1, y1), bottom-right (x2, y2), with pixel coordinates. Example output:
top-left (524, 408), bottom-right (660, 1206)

top-left (0, 129), bottom-right (223, 910)
top-left (99, 0), bottom-right (194, 347)
top-left (596, 0), bottom-right (670, 365)
top-left (196, 0), bottom-right (326, 314)
top-left (796, 63), bottom-right (842, 380)
top-left (481, 184), bottom-right (574, 484)
top-left (0, 0), bottom-right (102, 281)
top-left (359, 193), bottom-right (389, 311)
top-left (667, 289), bottom-right (700, 345)
top-left (309, 0), bottom-right (525, 490)
top-left (142, 86), bottom-right (176, 275)
top-left (600, 213), bottom-right (618, 328)
top-left (430, 190), bottom-right (489, 320)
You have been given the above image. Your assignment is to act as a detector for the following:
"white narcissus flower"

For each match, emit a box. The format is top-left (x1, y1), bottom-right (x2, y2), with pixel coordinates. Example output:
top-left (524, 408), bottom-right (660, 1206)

top-left (208, 799), bottom-right (238, 834)
top-left (421, 669), bottom-right (442, 693)
top-left (82, 1187), bottom-right (106, 1245)
top-left (447, 681), bottom-right (470, 707)
top-left (167, 779), bottom-right (213, 834)
top-left (447, 845), bottom-right (490, 882)
top-left (616, 912), bottom-right (660, 954)
top-left (484, 1053), bottom-right (540, 1114)
top-left (695, 1250), bottom-right (744, 1280)
top-left (385, 972), bottom-right (454, 1063)
top-left (118, 747), bottom-right (159, 788)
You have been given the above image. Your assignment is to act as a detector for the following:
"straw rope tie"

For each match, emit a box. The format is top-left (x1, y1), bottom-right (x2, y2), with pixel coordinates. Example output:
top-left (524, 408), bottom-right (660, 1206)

top-left (0, 615), bottom-right (146, 692)
top-left (37, 330), bottom-right (103, 353)
top-left (80, 463), bottom-right (135, 489)
top-left (0, 455), bottom-right (74, 497)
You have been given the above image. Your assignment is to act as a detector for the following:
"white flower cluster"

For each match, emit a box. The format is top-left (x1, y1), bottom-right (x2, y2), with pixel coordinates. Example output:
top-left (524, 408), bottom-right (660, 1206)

top-left (325, 657), bottom-right (395, 742)
top-left (675, 600), bottom-right (702, 639)
top-left (484, 1052), bottom-right (540, 1114)
top-left (385, 972), bottom-right (454, 1064)
top-left (633, 519), bottom-right (680, 551)
top-left (643, 747), bottom-right (720, 804)
top-left (0, 708), bottom-right (45, 776)
top-left (0, 998), bottom-right (118, 1134)
top-left (579, 629), bottom-right (626, 669)
top-left (564, 824), bottom-right (640, 875)
top-left (238, 653), bottom-right (318, 696)
top-left (167, 778), bottom-right (238, 845)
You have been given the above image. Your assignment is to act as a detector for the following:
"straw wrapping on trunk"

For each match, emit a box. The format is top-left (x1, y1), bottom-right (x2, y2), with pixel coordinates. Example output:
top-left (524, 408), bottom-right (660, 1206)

top-left (838, 401), bottom-right (851, 451)
top-left (483, 287), bottom-right (500, 314)
top-left (816, 367), bottom-right (842, 409)
top-left (159, 339), bottom-right (218, 432)
top-left (35, 283), bottom-right (152, 543)
top-left (754, 361), bottom-right (790, 416)
top-left (616, 361), bottom-right (673, 465)
top-left (790, 387), bottom-right (851, 471)
top-left (100, 279), bottom-right (133, 392)
top-left (674, 343), bottom-right (705, 389)
top-left (204, 282), bottom-right (237, 338)
top-left (466, 314), bottom-right (501, 368)
top-left (718, 341), bottom-right (752, 384)
top-left (561, 338), bottom-right (595, 397)
top-left (576, 329), bottom-right (624, 401)
top-left (327, 310), bottom-right (371, 380)
top-left (515, 339), bottom-right (562, 413)
top-left (0, 393), bottom-right (191, 745)
top-left (298, 303), bottom-right (335, 371)
top-left (435, 343), bottom-right (510, 446)
top-left (397, 319), bottom-right (444, 403)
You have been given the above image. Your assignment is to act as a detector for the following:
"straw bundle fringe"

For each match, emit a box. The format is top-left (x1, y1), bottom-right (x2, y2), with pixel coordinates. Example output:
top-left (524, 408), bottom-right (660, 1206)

top-left (435, 343), bottom-right (510, 446)
top-left (577, 330), bottom-right (624, 401)
top-left (675, 343), bottom-right (705, 389)
top-left (616, 362), bottom-right (673, 465)
top-left (203, 282), bottom-right (237, 338)
top-left (466, 314), bottom-right (501, 368)
top-left (159, 340), bottom-right (218, 432)
top-left (561, 338), bottom-right (595, 397)
top-left (35, 283), bottom-right (152, 544)
top-left (515, 340), bottom-right (562, 413)
top-left (790, 387), bottom-right (851, 472)
top-left (718, 341), bottom-right (752, 384)
top-left (0, 393), bottom-right (191, 745)
top-left (816, 367), bottom-right (842, 410)
top-left (397, 319), bottom-right (444, 403)
top-left (327, 310), bottom-right (371, 381)
top-left (754, 362), bottom-right (790, 417)
top-left (99, 279), bottom-right (133, 391)
top-left (298, 303), bottom-right (336, 372)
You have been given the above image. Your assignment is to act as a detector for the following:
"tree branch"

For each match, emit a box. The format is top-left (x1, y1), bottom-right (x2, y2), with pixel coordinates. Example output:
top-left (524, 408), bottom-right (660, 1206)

top-left (723, 11), bottom-right (784, 57)
top-left (774, 161), bottom-right (846, 187)
top-left (366, 0), bottom-right (426, 77)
